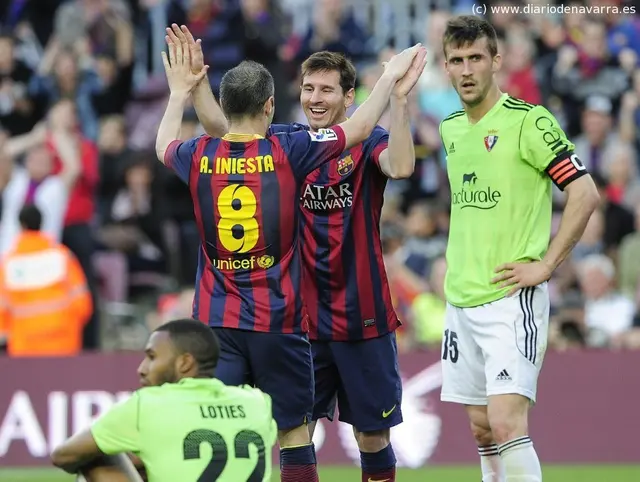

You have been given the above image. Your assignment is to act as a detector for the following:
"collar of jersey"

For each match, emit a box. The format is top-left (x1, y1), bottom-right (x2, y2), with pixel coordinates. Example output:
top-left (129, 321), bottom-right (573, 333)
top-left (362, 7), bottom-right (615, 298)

top-left (178, 377), bottom-right (224, 388)
top-left (222, 133), bottom-right (265, 141)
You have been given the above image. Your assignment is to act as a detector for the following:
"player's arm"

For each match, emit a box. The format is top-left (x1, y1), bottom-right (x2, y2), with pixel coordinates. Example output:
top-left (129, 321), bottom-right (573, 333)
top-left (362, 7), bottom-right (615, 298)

top-left (523, 106), bottom-right (600, 272)
top-left (338, 44), bottom-right (425, 151)
top-left (51, 394), bottom-right (141, 473)
top-left (376, 97), bottom-right (414, 179)
top-left (155, 91), bottom-right (190, 165)
top-left (156, 30), bottom-right (209, 181)
top-left (166, 25), bottom-right (229, 138)
top-left (376, 48), bottom-right (428, 179)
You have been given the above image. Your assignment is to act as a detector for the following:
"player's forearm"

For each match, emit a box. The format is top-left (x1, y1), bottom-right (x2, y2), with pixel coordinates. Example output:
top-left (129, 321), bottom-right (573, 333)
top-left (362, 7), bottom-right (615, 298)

top-left (341, 73), bottom-right (395, 148)
top-left (384, 96), bottom-right (415, 179)
top-left (156, 92), bottom-right (189, 163)
top-left (542, 180), bottom-right (600, 271)
top-left (193, 80), bottom-right (228, 137)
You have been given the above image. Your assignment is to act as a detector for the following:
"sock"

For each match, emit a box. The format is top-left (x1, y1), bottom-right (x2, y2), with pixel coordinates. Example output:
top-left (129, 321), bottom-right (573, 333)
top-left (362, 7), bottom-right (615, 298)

top-left (360, 444), bottom-right (397, 482)
top-left (478, 444), bottom-right (505, 482)
top-left (498, 436), bottom-right (542, 482)
top-left (280, 443), bottom-right (319, 482)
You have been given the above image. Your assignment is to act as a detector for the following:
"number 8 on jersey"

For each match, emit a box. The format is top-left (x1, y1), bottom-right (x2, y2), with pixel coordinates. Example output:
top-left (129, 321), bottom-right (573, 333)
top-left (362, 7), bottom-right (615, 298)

top-left (217, 184), bottom-right (259, 254)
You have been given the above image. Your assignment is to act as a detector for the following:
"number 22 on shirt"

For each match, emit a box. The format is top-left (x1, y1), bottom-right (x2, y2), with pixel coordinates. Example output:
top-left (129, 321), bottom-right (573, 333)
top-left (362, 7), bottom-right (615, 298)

top-left (217, 184), bottom-right (260, 254)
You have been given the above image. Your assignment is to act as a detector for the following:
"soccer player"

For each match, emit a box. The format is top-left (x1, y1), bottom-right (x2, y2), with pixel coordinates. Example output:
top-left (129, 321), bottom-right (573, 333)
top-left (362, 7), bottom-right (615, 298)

top-left (166, 23), bottom-right (426, 482)
top-left (51, 319), bottom-right (277, 482)
top-left (155, 33), bottom-right (424, 481)
top-left (438, 16), bottom-right (599, 482)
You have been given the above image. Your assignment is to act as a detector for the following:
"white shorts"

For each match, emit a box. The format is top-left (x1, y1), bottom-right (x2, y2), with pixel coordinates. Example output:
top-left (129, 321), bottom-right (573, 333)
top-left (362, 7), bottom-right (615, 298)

top-left (440, 283), bottom-right (549, 406)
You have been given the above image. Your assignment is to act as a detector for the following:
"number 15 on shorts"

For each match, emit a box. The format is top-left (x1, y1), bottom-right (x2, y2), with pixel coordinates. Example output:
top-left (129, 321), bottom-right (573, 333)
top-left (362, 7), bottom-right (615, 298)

top-left (442, 329), bottom-right (459, 363)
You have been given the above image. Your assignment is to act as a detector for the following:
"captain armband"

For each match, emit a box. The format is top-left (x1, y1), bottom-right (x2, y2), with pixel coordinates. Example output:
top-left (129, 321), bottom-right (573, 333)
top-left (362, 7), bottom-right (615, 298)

top-left (545, 151), bottom-right (588, 191)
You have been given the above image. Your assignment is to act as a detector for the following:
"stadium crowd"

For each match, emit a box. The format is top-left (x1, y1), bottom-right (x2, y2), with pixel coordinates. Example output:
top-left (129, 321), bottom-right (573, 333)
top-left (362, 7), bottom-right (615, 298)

top-left (0, 0), bottom-right (638, 356)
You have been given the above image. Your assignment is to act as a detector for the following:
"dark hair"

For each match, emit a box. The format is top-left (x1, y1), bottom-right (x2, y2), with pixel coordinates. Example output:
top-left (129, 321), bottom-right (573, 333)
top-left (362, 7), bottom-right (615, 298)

top-left (301, 51), bottom-right (357, 93)
top-left (154, 319), bottom-right (220, 377)
top-left (442, 15), bottom-right (498, 59)
top-left (220, 60), bottom-right (274, 121)
top-left (19, 204), bottom-right (42, 231)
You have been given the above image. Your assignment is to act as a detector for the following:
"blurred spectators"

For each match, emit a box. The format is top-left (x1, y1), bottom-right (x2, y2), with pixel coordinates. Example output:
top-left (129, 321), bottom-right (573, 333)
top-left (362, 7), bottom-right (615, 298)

top-left (0, 0), bottom-right (638, 355)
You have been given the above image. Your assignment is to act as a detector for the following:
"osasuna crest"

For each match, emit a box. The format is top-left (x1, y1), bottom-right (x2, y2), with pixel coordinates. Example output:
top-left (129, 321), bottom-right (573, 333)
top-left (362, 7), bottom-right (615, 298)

top-left (484, 135), bottom-right (498, 152)
top-left (337, 154), bottom-right (354, 176)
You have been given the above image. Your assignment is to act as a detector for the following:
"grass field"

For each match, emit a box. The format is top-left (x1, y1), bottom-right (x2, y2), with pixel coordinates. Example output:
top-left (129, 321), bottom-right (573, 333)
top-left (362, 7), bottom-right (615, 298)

top-left (2, 466), bottom-right (640, 481)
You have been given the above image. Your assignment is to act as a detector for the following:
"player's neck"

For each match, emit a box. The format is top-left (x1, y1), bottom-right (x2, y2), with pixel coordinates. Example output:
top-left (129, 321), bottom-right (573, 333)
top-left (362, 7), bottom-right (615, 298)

top-left (228, 119), bottom-right (267, 138)
top-left (464, 85), bottom-right (503, 124)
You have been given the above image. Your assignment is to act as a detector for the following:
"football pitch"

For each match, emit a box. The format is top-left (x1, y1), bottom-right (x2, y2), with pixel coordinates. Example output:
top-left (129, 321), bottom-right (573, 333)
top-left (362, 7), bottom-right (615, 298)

top-left (2, 465), bottom-right (640, 481)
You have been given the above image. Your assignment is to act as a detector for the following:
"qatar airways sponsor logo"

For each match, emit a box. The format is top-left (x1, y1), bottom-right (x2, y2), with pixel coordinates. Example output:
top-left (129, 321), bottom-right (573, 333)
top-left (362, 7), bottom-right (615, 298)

top-left (301, 182), bottom-right (353, 211)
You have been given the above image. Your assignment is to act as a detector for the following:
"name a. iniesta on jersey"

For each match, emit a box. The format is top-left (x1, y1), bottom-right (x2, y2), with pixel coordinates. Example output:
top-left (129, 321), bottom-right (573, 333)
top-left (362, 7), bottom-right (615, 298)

top-left (199, 156), bottom-right (276, 175)
top-left (199, 404), bottom-right (246, 419)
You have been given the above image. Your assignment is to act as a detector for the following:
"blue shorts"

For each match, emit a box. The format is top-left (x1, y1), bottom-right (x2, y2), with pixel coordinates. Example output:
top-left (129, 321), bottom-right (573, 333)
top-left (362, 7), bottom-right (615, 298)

top-left (211, 328), bottom-right (314, 431)
top-left (312, 332), bottom-right (403, 432)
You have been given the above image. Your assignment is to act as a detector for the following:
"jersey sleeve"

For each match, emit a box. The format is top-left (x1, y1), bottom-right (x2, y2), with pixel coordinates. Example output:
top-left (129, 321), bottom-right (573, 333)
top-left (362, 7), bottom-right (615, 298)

top-left (521, 106), bottom-right (588, 191)
top-left (367, 125), bottom-right (389, 170)
top-left (164, 135), bottom-right (206, 184)
top-left (277, 126), bottom-right (346, 179)
top-left (90, 392), bottom-right (141, 454)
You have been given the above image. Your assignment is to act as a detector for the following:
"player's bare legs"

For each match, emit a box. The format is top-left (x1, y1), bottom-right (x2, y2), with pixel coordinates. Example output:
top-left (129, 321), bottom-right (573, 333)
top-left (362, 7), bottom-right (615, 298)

top-left (488, 394), bottom-right (541, 481)
top-left (466, 405), bottom-right (505, 482)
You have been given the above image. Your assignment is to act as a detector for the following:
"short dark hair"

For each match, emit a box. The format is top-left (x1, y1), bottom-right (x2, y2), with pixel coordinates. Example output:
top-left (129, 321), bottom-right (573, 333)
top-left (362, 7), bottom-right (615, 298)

top-left (19, 204), bottom-right (42, 231)
top-left (220, 61), bottom-right (274, 121)
top-left (301, 51), bottom-right (357, 94)
top-left (154, 319), bottom-right (220, 377)
top-left (443, 15), bottom-right (498, 59)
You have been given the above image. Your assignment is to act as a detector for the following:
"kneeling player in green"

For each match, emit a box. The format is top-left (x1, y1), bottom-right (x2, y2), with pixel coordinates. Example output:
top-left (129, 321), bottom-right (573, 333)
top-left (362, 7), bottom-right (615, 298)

top-left (51, 319), bottom-right (277, 482)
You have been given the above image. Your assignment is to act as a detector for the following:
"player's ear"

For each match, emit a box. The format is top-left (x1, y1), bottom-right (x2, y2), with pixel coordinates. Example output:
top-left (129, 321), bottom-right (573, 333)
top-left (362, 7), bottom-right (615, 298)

top-left (344, 87), bottom-right (355, 110)
top-left (264, 96), bottom-right (275, 117)
top-left (176, 352), bottom-right (196, 375)
top-left (492, 53), bottom-right (502, 73)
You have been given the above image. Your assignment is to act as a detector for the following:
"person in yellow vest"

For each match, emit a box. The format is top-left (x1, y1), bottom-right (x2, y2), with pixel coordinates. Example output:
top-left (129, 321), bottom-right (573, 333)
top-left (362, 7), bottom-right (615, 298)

top-left (0, 204), bottom-right (92, 356)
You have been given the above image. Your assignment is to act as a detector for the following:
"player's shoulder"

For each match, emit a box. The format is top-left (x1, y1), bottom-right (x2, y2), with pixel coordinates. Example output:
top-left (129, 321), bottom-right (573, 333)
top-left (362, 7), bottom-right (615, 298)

top-left (440, 108), bottom-right (466, 127)
top-left (268, 122), bottom-right (310, 136)
top-left (223, 384), bottom-right (273, 408)
top-left (501, 96), bottom-right (553, 122)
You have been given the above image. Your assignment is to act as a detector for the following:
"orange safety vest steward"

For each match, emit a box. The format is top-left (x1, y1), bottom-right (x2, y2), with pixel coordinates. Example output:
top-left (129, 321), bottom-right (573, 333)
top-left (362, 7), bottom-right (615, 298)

top-left (0, 231), bottom-right (92, 356)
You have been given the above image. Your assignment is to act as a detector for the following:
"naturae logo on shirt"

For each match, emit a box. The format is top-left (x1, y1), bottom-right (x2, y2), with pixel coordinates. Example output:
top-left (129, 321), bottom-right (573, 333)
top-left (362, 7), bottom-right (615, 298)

top-left (451, 172), bottom-right (502, 210)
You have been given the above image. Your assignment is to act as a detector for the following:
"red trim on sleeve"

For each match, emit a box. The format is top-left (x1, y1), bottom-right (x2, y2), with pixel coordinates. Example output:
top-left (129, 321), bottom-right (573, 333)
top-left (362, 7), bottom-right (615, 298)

top-left (163, 140), bottom-right (182, 167)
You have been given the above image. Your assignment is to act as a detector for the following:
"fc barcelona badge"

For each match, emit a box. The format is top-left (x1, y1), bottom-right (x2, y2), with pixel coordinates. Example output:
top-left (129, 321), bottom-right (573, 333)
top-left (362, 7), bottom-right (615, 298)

top-left (337, 154), bottom-right (354, 176)
top-left (484, 135), bottom-right (498, 152)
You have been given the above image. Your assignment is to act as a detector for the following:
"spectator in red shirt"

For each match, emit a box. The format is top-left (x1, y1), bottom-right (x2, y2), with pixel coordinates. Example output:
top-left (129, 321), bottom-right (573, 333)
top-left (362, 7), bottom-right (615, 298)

top-left (47, 97), bottom-right (100, 350)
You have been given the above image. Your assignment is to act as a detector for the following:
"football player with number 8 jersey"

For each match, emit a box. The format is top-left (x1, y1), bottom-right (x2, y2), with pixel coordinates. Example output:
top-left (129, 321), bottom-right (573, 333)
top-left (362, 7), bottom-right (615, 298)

top-left (155, 36), bottom-right (424, 482)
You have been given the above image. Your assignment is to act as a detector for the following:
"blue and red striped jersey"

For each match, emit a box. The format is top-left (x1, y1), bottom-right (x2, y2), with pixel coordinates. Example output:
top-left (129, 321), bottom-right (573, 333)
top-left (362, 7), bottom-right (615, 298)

top-left (164, 126), bottom-right (346, 333)
top-left (268, 124), bottom-right (400, 341)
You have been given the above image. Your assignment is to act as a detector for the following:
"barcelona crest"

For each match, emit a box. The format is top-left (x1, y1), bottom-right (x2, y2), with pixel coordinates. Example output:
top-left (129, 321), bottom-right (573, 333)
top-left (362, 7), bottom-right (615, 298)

top-left (337, 154), bottom-right (354, 176)
top-left (484, 135), bottom-right (498, 152)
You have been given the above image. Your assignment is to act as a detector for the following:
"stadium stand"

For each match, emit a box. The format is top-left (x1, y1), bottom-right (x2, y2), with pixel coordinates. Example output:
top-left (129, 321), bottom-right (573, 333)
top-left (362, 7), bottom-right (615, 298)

top-left (0, 0), bottom-right (638, 356)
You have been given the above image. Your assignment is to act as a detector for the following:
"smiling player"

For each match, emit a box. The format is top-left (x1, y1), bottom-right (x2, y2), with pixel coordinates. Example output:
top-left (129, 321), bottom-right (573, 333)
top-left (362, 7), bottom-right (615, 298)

top-left (438, 15), bottom-right (599, 482)
top-left (157, 28), bottom-right (424, 482)
top-left (165, 22), bottom-right (427, 482)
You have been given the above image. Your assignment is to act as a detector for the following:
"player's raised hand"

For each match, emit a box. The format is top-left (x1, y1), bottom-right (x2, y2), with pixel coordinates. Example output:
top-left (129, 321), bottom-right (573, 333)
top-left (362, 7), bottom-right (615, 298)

top-left (491, 261), bottom-right (553, 297)
top-left (393, 46), bottom-right (428, 98)
top-left (161, 38), bottom-right (208, 96)
top-left (165, 24), bottom-right (205, 76)
top-left (383, 44), bottom-right (424, 82)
